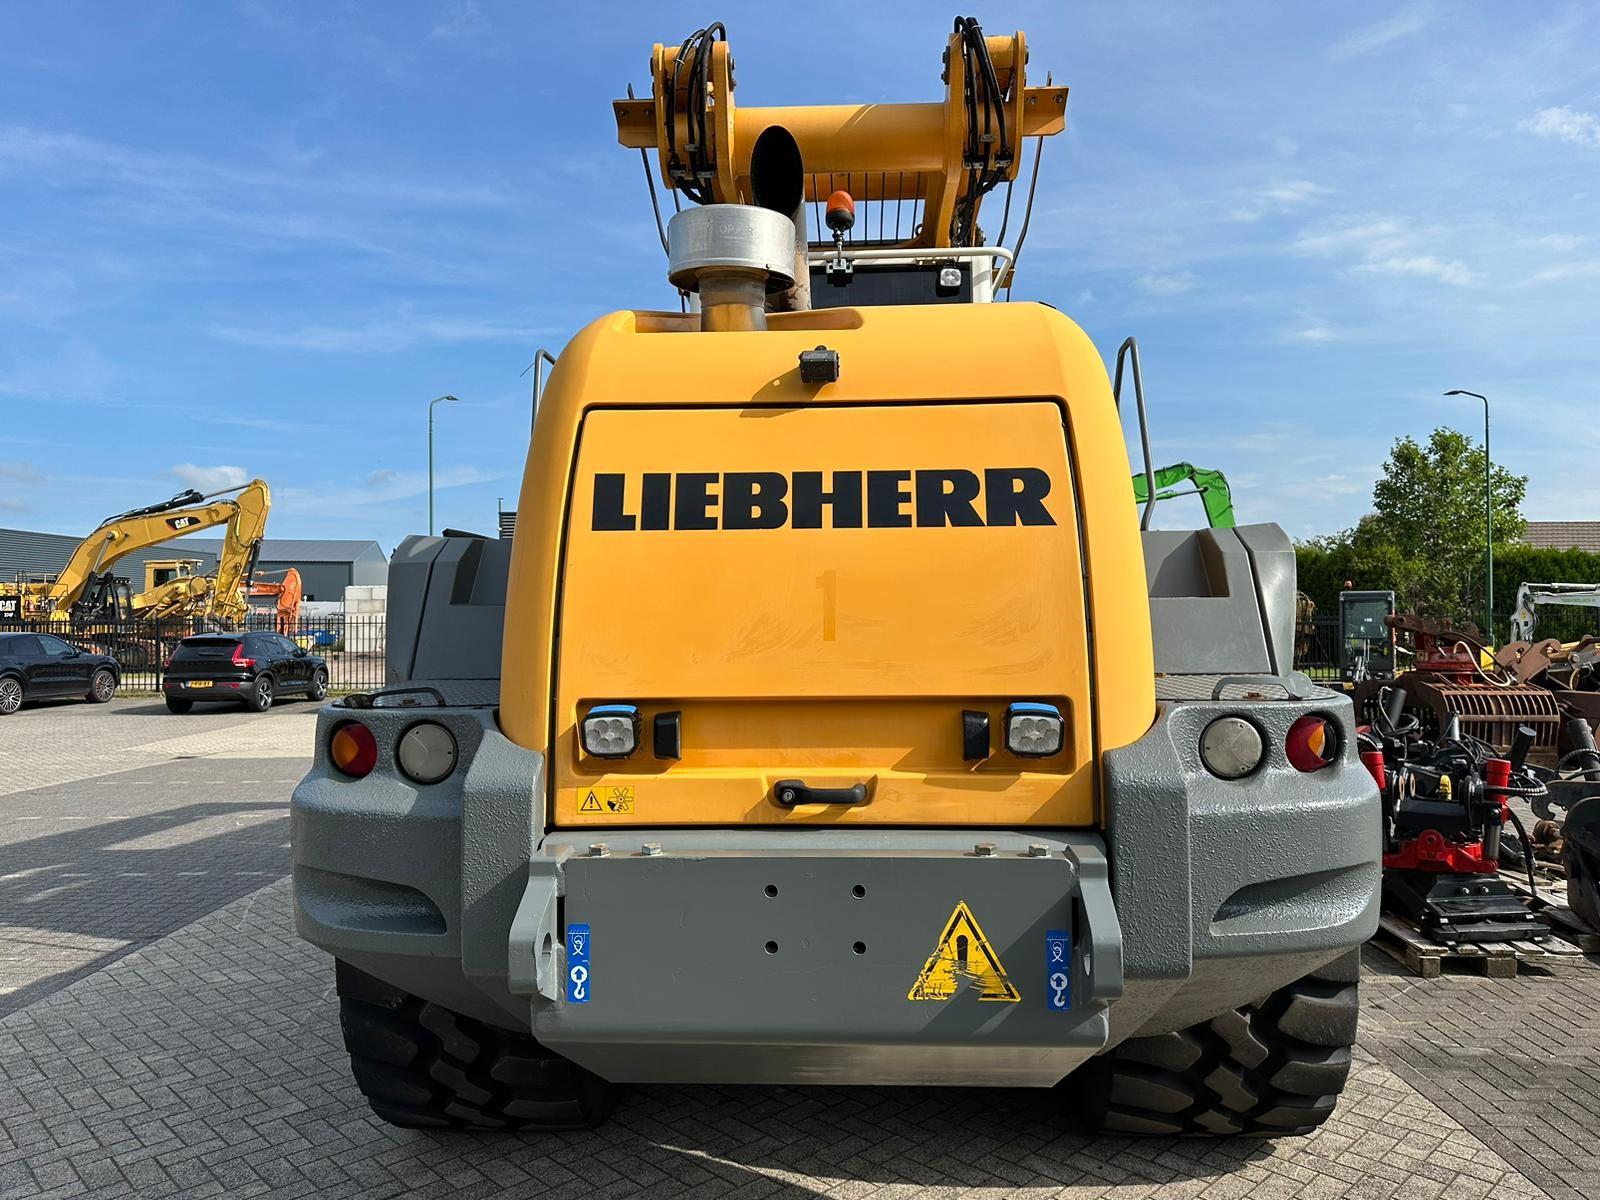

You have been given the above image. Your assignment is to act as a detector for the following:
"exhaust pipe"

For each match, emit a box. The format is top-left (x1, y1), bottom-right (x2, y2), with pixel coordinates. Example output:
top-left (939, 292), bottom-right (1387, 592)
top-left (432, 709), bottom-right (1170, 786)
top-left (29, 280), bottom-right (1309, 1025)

top-left (750, 125), bottom-right (811, 313)
top-left (667, 204), bottom-right (795, 331)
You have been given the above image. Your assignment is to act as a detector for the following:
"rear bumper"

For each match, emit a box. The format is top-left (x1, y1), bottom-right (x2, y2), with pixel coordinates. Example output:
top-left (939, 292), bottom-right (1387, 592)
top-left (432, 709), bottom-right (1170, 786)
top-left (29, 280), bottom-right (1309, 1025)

top-left (291, 689), bottom-right (1380, 1086)
top-left (164, 674), bottom-right (250, 697)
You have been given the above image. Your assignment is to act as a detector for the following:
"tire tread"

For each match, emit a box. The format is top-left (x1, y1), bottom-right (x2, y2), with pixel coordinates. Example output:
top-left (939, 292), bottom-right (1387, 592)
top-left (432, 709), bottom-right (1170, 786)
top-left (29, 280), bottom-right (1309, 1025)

top-left (1071, 962), bottom-right (1359, 1138)
top-left (335, 960), bottom-right (615, 1131)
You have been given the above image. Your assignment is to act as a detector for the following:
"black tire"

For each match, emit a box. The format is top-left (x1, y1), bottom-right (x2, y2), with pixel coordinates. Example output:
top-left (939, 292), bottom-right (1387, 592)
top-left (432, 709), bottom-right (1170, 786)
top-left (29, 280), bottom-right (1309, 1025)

top-left (165, 697), bottom-right (194, 714)
top-left (87, 668), bottom-right (118, 704)
top-left (246, 673), bottom-right (274, 712)
top-left (307, 668), bottom-right (328, 702)
top-left (335, 960), bottom-right (617, 1131)
top-left (1070, 952), bottom-right (1359, 1137)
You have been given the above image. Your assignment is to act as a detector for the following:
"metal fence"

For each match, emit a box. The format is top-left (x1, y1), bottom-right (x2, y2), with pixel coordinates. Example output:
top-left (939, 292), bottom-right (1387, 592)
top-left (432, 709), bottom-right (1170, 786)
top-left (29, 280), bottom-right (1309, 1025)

top-left (1295, 614), bottom-right (1342, 681)
top-left (3, 613), bottom-right (388, 694)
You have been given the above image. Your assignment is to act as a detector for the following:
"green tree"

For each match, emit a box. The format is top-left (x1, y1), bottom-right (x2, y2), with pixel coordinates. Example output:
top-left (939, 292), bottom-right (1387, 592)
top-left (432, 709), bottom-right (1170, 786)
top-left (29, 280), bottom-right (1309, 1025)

top-left (1286, 428), bottom-right (1523, 633)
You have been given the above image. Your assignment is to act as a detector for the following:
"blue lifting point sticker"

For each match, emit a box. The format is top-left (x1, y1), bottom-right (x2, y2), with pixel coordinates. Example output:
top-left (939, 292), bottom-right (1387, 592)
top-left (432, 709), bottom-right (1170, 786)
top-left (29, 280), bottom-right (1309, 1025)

top-left (1045, 929), bottom-right (1071, 1011)
top-left (567, 923), bottom-right (591, 1004)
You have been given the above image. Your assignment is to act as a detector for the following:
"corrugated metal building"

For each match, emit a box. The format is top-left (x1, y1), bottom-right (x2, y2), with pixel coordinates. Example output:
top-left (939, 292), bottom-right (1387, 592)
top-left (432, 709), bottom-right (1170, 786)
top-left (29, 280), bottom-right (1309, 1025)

top-left (0, 525), bottom-right (219, 591)
top-left (169, 538), bottom-right (389, 601)
top-left (0, 528), bottom-right (387, 604)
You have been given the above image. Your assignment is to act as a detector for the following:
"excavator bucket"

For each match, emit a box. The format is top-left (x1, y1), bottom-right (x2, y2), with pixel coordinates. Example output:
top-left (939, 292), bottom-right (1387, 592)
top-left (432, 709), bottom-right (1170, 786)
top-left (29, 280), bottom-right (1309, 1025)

top-left (1564, 796), bottom-right (1600, 932)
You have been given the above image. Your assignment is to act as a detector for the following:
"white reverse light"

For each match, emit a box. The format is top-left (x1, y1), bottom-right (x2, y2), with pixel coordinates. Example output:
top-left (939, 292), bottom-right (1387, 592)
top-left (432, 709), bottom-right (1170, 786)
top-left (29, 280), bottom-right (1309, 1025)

top-left (1004, 702), bottom-right (1064, 758)
top-left (396, 721), bottom-right (458, 785)
top-left (1199, 715), bottom-right (1264, 780)
top-left (581, 704), bottom-right (641, 759)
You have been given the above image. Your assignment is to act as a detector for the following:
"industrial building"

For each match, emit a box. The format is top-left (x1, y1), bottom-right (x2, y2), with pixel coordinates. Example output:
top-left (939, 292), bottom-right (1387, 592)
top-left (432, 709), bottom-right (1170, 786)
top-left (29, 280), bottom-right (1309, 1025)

top-left (0, 527), bottom-right (387, 605)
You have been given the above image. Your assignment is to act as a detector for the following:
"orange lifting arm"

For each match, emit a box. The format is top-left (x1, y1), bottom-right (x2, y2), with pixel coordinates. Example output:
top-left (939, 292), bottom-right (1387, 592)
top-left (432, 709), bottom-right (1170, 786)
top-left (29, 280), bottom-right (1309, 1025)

top-left (613, 24), bottom-right (1066, 248)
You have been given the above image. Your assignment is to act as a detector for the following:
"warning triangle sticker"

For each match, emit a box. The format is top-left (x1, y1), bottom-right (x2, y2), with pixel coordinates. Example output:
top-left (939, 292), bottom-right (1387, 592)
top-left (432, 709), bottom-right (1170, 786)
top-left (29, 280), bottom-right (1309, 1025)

top-left (907, 901), bottom-right (1021, 1002)
top-left (579, 790), bottom-right (603, 813)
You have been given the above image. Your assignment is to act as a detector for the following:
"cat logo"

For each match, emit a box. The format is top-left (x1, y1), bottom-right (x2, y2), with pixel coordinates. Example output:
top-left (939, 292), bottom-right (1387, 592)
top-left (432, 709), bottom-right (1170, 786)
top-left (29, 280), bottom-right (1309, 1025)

top-left (166, 515), bottom-right (202, 530)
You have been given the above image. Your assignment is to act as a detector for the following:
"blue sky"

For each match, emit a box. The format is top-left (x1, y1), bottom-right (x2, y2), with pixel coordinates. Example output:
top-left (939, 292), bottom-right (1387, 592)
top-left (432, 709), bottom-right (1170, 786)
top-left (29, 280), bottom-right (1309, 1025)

top-left (2, 1), bottom-right (1596, 548)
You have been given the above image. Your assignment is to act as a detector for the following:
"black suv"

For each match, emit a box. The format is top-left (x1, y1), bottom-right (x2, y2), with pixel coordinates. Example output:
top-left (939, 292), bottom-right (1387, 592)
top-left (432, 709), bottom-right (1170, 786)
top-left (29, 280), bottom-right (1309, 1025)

top-left (164, 632), bottom-right (328, 713)
top-left (0, 631), bottom-right (120, 715)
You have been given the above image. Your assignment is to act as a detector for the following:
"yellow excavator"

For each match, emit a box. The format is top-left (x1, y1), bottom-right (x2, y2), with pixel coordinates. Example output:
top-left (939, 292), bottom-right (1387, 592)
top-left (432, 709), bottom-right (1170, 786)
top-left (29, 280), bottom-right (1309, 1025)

top-left (0, 480), bottom-right (271, 627)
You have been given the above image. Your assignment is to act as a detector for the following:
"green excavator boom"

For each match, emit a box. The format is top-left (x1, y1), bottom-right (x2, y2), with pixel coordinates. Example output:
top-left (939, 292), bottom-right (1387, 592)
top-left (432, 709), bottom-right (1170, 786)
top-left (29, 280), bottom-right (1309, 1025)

top-left (1130, 462), bottom-right (1237, 529)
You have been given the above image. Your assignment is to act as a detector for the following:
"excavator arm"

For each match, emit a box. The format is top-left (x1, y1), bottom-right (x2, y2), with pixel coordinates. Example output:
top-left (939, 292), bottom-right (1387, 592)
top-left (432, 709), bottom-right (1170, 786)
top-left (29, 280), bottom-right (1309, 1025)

top-left (1130, 462), bottom-right (1236, 529)
top-left (46, 480), bottom-right (271, 621)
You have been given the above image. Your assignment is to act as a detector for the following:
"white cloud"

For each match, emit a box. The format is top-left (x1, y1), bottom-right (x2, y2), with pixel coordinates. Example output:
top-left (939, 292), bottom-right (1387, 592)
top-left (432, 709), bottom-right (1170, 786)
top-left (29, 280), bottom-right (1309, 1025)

top-left (169, 463), bottom-right (249, 492)
top-left (1523, 261), bottom-right (1600, 285)
top-left (1135, 271), bottom-right (1197, 296)
top-left (1292, 217), bottom-right (1478, 286)
top-left (1330, 7), bottom-right (1432, 60)
top-left (273, 465), bottom-right (503, 517)
top-left (1284, 325), bottom-right (1340, 344)
top-left (1230, 179), bottom-right (1329, 222)
top-left (432, 1), bottom-right (488, 39)
top-left (1522, 106), bottom-right (1600, 148)
top-left (205, 311), bottom-right (539, 353)
top-left (0, 460), bottom-right (45, 486)
top-left (1357, 254), bottom-right (1478, 287)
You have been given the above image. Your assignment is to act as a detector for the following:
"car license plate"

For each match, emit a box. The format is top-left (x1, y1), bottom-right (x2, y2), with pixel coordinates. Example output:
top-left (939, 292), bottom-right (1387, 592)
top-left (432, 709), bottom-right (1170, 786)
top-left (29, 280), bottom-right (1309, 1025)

top-left (189, 680), bottom-right (213, 689)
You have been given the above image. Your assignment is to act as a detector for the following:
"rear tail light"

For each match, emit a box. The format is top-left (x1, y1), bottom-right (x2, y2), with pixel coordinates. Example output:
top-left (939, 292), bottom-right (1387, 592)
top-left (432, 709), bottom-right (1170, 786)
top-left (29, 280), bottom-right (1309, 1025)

top-left (330, 721), bottom-right (379, 777)
top-left (162, 657), bottom-right (172, 670)
top-left (231, 644), bottom-right (256, 670)
top-left (1286, 714), bottom-right (1339, 772)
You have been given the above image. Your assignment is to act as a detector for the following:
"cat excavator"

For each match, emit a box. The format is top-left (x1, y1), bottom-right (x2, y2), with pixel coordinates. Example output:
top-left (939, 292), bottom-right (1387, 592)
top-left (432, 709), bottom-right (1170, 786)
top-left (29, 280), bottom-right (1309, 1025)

top-left (0, 480), bottom-right (271, 627)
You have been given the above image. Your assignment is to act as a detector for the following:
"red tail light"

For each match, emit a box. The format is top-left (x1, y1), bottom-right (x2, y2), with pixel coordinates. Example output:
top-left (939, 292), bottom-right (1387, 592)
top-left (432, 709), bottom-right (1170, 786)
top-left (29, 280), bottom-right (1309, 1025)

top-left (162, 658), bottom-right (172, 670)
top-left (231, 644), bottom-right (256, 670)
top-left (330, 721), bottom-right (378, 777)
top-left (1287, 714), bottom-right (1338, 772)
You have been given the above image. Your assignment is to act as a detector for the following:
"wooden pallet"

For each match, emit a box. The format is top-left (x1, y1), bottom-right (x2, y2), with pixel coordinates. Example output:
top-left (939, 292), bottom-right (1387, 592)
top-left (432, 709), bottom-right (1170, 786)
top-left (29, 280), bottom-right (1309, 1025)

top-left (1502, 872), bottom-right (1600, 953)
top-left (1370, 913), bottom-right (1581, 978)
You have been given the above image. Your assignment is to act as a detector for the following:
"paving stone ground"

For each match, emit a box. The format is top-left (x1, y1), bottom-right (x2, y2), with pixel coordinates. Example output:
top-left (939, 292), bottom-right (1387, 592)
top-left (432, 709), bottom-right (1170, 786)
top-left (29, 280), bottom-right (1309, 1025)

top-left (2, 697), bottom-right (1597, 1198)
top-left (0, 698), bottom-right (314, 1013)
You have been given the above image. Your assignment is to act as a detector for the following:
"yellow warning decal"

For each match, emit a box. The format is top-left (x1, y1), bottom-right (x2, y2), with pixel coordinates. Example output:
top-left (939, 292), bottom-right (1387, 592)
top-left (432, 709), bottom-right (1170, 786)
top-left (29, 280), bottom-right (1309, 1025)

top-left (908, 900), bottom-right (1020, 1002)
top-left (577, 785), bottom-right (635, 815)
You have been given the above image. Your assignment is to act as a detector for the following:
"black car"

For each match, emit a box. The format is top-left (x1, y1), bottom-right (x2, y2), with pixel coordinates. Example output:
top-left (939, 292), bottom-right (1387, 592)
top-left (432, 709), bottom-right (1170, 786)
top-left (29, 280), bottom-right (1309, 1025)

top-left (0, 631), bottom-right (120, 716)
top-left (164, 631), bottom-right (328, 713)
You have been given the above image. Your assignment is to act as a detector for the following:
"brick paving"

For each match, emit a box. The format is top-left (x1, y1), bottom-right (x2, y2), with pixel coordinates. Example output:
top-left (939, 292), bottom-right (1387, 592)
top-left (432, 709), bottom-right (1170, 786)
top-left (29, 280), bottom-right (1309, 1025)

top-left (2, 697), bottom-right (1597, 1197)
top-left (0, 698), bottom-right (313, 1013)
top-left (0, 881), bottom-right (1553, 1200)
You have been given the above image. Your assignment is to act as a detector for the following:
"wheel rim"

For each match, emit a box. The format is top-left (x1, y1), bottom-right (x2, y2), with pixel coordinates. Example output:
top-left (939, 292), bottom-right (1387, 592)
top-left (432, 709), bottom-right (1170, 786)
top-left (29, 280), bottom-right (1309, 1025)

top-left (94, 672), bottom-right (115, 700)
top-left (313, 671), bottom-right (326, 694)
top-left (258, 679), bottom-right (272, 703)
top-left (0, 679), bottom-right (20, 714)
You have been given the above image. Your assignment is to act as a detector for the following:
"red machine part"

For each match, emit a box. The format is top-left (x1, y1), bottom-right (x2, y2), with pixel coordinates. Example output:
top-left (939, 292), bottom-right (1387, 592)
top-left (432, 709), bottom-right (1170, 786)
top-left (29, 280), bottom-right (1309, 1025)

top-left (1384, 829), bottom-right (1496, 875)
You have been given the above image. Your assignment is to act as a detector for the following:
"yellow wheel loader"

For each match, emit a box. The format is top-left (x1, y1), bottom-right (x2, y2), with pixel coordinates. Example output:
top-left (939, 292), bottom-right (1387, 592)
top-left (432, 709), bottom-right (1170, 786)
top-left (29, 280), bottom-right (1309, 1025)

top-left (292, 17), bottom-right (1379, 1138)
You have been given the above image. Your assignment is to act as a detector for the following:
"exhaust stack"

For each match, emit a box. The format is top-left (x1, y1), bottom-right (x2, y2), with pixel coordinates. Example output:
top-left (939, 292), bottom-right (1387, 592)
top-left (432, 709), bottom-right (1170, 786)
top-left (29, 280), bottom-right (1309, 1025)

top-left (667, 205), bottom-right (795, 331)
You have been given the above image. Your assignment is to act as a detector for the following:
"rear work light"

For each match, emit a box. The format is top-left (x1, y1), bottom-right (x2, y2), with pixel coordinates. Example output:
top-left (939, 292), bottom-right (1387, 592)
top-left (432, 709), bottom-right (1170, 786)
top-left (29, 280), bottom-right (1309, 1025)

top-left (1004, 702), bottom-right (1064, 758)
top-left (396, 722), bottom-right (457, 785)
top-left (1286, 714), bottom-right (1339, 773)
top-left (330, 721), bottom-right (378, 778)
top-left (581, 704), bottom-right (641, 759)
top-left (231, 644), bottom-right (256, 670)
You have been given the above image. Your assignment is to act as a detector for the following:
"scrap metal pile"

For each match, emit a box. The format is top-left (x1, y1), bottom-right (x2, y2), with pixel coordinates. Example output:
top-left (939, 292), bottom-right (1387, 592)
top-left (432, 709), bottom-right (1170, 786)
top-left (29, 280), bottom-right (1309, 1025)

top-left (1360, 685), bottom-right (1600, 942)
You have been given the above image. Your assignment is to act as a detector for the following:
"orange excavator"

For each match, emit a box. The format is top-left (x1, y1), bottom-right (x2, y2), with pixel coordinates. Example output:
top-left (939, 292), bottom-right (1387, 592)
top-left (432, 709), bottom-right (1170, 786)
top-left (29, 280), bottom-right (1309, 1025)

top-left (249, 568), bottom-right (303, 634)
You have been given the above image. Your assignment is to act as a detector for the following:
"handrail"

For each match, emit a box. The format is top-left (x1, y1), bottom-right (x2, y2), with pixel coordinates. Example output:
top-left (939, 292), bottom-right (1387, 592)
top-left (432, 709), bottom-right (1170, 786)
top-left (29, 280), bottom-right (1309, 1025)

top-left (1112, 337), bottom-right (1158, 531)
top-left (530, 348), bottom-right (557, 433)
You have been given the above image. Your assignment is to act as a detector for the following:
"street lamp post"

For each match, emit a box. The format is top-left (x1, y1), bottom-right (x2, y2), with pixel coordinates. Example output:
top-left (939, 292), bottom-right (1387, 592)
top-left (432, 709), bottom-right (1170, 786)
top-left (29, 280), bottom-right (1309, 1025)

top-left (428, 394), bottom-right (460, 536)
top-left (1444, 389), bottom-right (1492, 639)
